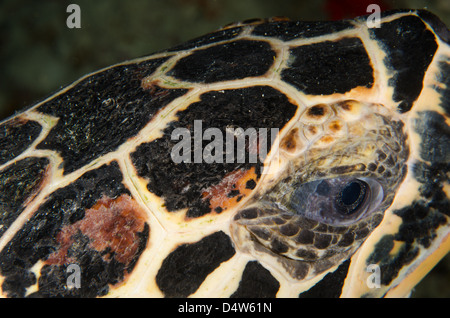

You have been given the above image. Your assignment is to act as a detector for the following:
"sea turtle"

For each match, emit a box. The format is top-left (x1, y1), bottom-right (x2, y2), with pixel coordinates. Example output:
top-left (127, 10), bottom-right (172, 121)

top-left (0, 9), bottom-right (449, 298)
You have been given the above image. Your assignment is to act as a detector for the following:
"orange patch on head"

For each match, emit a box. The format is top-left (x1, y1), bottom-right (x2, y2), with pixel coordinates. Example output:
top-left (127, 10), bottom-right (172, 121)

top-left (335, 100), bottom-right (363, 120)
top-left (321, 135), bottom-right (334, 143)
top-left (46, 194), bottom-right (148, 266)
top-left (328, 120), bottom-right (343, 133)
top-left (281, 128), bottom-right (299, 152)
top-left (337, 100), bottom-right (354, 111)
top-left (201, 167), bottom-right (258, 213)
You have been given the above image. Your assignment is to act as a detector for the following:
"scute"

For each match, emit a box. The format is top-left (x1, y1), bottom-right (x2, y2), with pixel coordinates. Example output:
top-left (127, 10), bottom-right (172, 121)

top-left (0, 162), bottom-right (149, 297)
top-left (369, 15), bottom-right (438, 113)
top-left (252, 19), bottom-right (353, 41)
top-left (281, 37), bottom-right (374, 95)
top-left (230, 261), bottom-right (280, 298)
top-left (0, 118), bottom-right (42, 165)
top-left (131, 86), bottom-right (298, 218)
top-left (36, 58), bottom-right (187, 174)
top-left (156, 231), bottom-right (235, 297)
top-left (434, 61), bottom-right (450, 115)
top-left (298, 260), bottom-right (350, 298)
top-left (168, 40), bottom-right (276, 83)
top-left (414, 111), bottom-right (450, 163)
top-left (0, 157), bottom-right (49, 238)
top-left (417, 10), bottom-right (450, 44)
top-left (0, 9), bottom-right (449, 298)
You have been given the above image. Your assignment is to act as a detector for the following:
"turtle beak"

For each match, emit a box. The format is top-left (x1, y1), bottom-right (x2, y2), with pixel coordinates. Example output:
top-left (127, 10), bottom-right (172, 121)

top-left (340, 208), bottom-right (450, 297)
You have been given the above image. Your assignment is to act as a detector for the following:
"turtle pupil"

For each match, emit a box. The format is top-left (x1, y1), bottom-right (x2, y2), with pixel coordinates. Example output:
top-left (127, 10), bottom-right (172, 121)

top-left (336, 180), bottom-right (367, 215)
top-left (341, 182), bottom-right (361, 205)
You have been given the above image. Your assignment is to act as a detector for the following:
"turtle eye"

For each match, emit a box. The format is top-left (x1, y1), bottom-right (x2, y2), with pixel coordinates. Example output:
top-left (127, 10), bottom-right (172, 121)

top-left (335, 180), bottom-right (368, 216)
top-left (288, 177), bottom-right (383, 225)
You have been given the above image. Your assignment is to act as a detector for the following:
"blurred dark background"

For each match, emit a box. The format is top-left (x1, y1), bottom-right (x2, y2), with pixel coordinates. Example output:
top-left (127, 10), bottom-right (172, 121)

top-left (0, 0), bottom-right (449, 297)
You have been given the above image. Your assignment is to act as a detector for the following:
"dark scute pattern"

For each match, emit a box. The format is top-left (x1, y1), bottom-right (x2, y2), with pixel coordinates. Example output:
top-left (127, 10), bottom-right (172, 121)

top-left (367, 233), bottom-right (418, 286)
top-left (252, 20), bottom-right (353, 41)
top-left (131, 86), bottom-right (298, 217)
top-left (366, 161), bottom-right (449, 286)
top-left (413, 111), bottom-right (450, 163)
top-left (156, 231), bottom-right (235, 297)
top-left (395, 203), bottom-right (447, 248)
top-left (413, 161), bottom-right (450, 218)
top-left (0, 157), bottom-right (49, 238)
top-left (168, 40), bottom-right (276, 83)
top-left (0, 162), bottom-right (148, 298)
top-left (231, 261), bottom-right (280, 298)
top-left (27, 224), bottom-right (149, 298)
top-left (435, 61), bottom-right (450, 116)
top-left (370, 16), bottom-right (438, 113)
top-left (298, 259), bottom-right (350, 298)
top-left (0, 119), bottom-right (42, 165)
top-left (416, 10), bottom-right (450, 44)
top-left (281, 37), bottom-right (374, 95)
top-left (36, 58), bottom-right (188, 174)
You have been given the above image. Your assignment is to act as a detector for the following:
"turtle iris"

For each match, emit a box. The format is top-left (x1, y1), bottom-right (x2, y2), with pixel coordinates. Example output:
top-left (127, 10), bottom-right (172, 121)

top-left (335, 180), bottom-right (368, 215)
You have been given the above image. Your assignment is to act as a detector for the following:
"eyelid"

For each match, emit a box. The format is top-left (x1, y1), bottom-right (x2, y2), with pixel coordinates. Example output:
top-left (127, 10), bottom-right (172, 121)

top-left (358, 177), bottom-right (384, 214)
